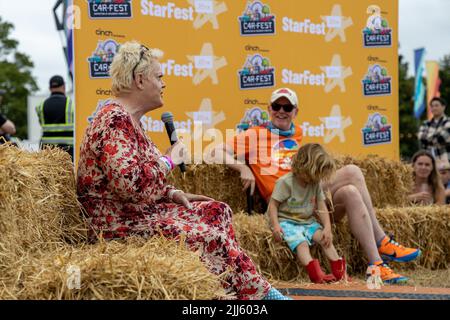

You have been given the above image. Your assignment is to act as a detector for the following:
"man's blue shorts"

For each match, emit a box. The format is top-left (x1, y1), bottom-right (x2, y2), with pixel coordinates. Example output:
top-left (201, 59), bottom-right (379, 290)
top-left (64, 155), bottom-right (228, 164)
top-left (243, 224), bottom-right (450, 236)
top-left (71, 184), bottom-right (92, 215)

top-left (279, 220), bottom-right (322, 252)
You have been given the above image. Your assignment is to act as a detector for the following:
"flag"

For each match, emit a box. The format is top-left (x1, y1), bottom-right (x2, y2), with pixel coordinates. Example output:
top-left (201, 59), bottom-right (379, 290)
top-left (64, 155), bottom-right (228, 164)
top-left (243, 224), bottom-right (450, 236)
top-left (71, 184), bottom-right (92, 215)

top-left (425, 61), bottom-right (441, 120)
top-left (413, 48), bottom-right (426, 119)
top-left (65, 0), bottom-right (74, 81)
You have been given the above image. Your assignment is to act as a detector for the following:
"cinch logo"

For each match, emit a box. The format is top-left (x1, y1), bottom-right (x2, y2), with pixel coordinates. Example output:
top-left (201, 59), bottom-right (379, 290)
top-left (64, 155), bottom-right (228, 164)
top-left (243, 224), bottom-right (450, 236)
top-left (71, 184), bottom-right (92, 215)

top-left (96, 88), bottom-right (113, 96)
top-left (362, 64), bottom-right (391, 96)
top-left (238, 54), bottom-right (275, 89)
top-left (362, 113), bottom-right (392, 146)
top-left (87, 0), bottom-right (132, 19)
top-left (236, 107), bottom-right (270, 132)
top-left (239, 1), bottom-right (275, 36)
top-left (95, 28), bottom-right (126, 38)
top-left (363, 5), bottom-right (392, 47)
top-left (141, 1), bottom-right (194, 21)
top-left (88, 40), bottom-right (119, 78)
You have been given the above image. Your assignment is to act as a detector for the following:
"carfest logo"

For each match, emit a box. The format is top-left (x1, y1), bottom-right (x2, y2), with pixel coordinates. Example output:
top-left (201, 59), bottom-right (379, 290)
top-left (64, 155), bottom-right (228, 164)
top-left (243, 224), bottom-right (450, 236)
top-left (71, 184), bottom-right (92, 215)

top-left (363, 5), bottom-right (392, 47)
top-left (88, 0), bottom-right (132, 19)
top-left (88, 39), bottom-right (119, 78)
top-left (362, 113), bottom-right (392, 146)
top-left (362, 64), bottom-right (392, 96)
top-left (238, 54), bottom-right (275, 89)
top-left (239, 1), bottom-right (275, 36)
top-left (236, 107), bottom-right (270, 133)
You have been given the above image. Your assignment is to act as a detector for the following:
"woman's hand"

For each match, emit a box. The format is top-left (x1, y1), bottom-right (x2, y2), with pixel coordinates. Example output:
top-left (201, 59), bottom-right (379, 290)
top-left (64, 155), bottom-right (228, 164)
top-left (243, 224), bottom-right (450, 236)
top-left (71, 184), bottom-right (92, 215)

top-left (271, 224), bottom-right (284, 243)
top-left (410, 191), bottom-right (433, 204)
top-left (321, 226), bottom-right (333, 248)
top-left (171, 191), bottom-right (214, 209)
top-left (165, 140), bottom-right (188, 166)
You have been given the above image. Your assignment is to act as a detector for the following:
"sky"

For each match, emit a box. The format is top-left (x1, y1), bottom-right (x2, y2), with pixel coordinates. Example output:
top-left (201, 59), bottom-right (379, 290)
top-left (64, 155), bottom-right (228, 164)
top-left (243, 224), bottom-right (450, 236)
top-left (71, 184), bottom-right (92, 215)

top-left (0, 0), bottom-right (449, 95)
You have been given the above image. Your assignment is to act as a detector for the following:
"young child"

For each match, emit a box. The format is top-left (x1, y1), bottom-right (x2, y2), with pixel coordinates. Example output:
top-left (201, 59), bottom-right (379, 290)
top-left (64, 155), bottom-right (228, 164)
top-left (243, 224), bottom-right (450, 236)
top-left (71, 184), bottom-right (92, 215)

top-left (267, 143), bottom-right (349, 283)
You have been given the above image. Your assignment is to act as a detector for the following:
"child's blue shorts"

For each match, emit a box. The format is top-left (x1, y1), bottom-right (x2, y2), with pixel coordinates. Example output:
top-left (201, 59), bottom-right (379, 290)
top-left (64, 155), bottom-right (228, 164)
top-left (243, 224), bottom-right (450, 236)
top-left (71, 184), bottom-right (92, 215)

top-left (279, 220), bottom-right (322, 252)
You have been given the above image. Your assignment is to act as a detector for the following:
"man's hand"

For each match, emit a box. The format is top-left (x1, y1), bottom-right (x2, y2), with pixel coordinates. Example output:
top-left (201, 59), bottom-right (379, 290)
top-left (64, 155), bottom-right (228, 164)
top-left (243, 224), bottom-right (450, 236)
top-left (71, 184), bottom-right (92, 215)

top-left (240, 166), bottom-right (255, 195)
top-left (272, 224), bottom-right (284, 243)
top-left (321, 226), bottom-right (333, 248)
top-left (172, 191), bottom-right (214, 209)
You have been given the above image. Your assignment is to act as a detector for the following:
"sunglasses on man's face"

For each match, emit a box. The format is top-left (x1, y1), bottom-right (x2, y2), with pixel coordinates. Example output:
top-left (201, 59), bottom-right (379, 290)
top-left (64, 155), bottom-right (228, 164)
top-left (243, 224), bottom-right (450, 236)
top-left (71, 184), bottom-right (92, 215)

top-left (132, 45), bottom-right (150, 79)
top-left (271, 102), bottom-right (296, 113)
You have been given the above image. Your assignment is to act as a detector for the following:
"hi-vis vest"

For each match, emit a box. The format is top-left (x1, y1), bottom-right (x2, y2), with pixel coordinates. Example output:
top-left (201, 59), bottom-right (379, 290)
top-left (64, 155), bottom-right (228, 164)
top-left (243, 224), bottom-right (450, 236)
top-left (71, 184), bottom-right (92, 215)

top-left (36, 97), bottom-right (74, 145)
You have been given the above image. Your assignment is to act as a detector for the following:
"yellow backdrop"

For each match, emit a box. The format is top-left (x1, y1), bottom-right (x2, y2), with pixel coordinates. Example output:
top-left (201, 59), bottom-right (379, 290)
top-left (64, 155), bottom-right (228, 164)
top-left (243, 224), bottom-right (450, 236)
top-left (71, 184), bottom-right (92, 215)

top-left (73, 0), bottom-right (399, 162)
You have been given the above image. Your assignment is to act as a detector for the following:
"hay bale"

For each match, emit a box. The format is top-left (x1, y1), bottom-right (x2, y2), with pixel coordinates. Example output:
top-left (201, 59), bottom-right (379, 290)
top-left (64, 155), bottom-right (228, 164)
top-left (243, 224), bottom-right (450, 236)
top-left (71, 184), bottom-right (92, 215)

top-left (168, 154), bottom-right (413, 212)
top-left (0, 144), bottom-right (87, 270)
top-left (1, 237), bottom-right (228, 300)
top-left (232, 206), bottom-right (450, 281)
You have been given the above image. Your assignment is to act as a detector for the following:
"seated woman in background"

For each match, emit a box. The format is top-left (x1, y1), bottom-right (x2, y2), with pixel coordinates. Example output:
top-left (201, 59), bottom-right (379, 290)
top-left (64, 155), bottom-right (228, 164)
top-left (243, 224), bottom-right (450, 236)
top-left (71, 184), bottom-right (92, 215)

top-left (408, 150), bottom-right (445, 205)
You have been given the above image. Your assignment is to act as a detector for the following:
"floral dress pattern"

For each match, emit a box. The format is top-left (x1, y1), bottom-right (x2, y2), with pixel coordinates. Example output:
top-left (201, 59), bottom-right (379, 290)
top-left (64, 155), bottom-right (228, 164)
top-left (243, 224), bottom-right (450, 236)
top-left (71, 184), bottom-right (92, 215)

top-left (77, 102), bottom-right (270, 300)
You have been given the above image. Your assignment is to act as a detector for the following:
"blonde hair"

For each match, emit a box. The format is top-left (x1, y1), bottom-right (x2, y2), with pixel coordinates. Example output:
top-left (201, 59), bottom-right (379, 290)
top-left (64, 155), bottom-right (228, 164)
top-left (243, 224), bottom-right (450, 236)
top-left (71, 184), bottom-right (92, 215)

top-left (109, 41), bottom-right (163, 96)
top-left (291, 143), bottom-right (336, 184)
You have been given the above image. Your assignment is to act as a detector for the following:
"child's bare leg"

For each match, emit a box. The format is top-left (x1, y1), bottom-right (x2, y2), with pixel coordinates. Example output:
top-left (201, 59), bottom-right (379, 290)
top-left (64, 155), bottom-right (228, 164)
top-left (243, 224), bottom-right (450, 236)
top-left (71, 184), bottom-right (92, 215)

top-left (312, 229), bottom-right (340, 261)
top-left (295, 242), bottom-right (313, 266)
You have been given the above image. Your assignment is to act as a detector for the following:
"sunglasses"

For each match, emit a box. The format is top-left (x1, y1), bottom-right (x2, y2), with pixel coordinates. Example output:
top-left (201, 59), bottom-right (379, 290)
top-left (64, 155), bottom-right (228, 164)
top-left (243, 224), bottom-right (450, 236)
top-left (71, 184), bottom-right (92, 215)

top-left (132, 45), bottom-right (149, 79)
top-left (271, 102), bottom-right (296, 113)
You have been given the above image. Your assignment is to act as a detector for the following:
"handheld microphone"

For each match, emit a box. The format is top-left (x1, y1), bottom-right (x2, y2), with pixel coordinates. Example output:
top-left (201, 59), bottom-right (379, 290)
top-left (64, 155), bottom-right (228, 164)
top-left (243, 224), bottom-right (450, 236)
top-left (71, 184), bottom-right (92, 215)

top-left (161, 112), bottom-right (186, 173)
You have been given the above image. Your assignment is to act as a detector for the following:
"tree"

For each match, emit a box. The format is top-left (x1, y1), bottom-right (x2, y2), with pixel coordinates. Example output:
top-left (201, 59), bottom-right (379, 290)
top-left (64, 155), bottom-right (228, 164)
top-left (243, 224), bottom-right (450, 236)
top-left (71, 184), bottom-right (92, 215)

top-left (0, 17), bottom-right (38, 139)
top-left (398, 54), bottom-right (419, 161)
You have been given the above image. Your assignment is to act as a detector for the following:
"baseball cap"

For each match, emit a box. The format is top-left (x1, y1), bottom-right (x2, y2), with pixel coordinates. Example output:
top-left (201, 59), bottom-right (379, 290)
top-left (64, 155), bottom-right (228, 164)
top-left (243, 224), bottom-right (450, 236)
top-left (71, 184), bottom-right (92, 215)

top-left (49, 75), bottom-right (65, 88)
top-left (270, 88), bottom-right (298, 106)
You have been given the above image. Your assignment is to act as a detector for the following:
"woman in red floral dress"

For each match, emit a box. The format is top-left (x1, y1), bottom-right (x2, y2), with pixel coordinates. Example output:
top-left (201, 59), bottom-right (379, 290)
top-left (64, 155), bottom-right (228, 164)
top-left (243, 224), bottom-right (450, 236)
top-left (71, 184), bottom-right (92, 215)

top-left (77, 41), bottom-right (290, 300)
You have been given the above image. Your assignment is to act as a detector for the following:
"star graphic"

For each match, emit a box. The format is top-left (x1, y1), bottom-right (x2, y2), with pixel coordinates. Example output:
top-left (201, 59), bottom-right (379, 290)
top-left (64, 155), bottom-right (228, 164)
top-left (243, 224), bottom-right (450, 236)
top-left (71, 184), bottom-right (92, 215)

top-left (320, 54), bottom-right (353, 93)
top-left (187, 0), bottom-right (228, 30)
top-left (187, 43), bottom-right (227, 85)
top-left (321, 4), bottom-right (353, 43)
top-left (185, 98), bottom-right (226, 140)
top-left (319, 104), bottom-right (352, 144)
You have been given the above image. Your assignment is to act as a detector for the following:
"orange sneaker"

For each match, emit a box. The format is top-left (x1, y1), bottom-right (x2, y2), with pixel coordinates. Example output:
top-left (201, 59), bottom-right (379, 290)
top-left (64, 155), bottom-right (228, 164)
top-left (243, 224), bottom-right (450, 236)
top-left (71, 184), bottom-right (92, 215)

top-left (378, 235), bottom-right (421, 263)
top-left (370, 262), bottom-right (408, 284)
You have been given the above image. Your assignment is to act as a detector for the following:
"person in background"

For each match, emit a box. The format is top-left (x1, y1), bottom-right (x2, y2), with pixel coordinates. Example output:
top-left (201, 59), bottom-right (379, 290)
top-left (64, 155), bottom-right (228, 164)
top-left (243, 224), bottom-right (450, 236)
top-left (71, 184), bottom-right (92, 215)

top-left (418, 97), bottom-right (450, 164)
top-left (408, 150), bottom-right (445, 205)
top-left (36, 75), bottom-right (74, 161)
top-left (0, 89), bottom-right (16, 144)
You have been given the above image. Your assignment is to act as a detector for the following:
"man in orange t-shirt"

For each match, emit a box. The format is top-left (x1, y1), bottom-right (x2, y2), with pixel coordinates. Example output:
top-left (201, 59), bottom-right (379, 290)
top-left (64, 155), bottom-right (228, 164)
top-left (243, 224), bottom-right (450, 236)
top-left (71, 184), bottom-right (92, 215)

top-left (220, 87), bottom-right (421, 285)
top-left (228, 88), bottom-right (303, 202)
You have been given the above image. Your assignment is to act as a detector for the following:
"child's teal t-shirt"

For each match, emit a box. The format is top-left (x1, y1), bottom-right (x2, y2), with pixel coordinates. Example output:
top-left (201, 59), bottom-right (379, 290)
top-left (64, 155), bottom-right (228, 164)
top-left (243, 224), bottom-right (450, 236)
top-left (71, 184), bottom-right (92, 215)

top-left (270, 172), bottom-right (325, 224)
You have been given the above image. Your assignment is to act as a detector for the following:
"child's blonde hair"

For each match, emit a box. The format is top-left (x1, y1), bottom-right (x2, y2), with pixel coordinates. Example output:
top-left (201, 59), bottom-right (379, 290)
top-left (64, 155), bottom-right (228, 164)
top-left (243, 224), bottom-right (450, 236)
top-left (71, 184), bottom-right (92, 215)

top-left (291, 143), bottom-right (336, 184)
